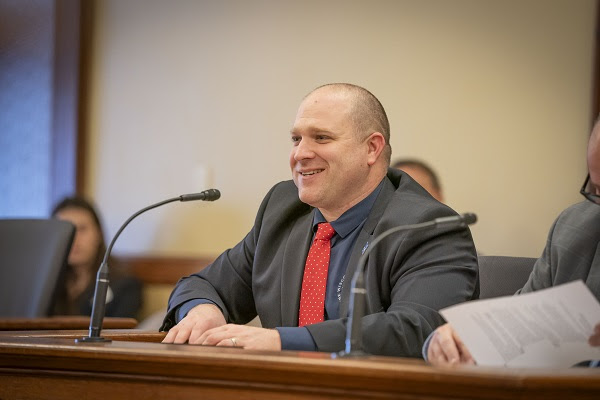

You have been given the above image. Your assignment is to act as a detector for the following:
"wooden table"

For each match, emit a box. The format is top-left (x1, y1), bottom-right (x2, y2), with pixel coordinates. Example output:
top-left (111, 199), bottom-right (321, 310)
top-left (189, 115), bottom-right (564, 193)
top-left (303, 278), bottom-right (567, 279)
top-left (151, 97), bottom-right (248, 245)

top-left (0, 317), bottom-right (138, 330)
top-left (0, 329), bottom-right (599, 399)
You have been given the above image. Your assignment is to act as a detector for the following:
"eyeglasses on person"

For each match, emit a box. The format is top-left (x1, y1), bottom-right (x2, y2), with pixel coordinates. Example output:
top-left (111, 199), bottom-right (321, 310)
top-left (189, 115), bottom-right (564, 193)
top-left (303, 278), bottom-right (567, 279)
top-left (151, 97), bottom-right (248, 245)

top-left (581, 174), bottom-right (600, 205)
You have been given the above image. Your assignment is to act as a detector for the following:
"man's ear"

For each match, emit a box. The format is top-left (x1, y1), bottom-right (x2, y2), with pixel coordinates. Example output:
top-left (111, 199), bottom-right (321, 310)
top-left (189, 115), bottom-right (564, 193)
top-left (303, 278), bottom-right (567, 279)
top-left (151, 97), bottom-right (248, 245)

top-left (366, 132), bottom-right (386, 166)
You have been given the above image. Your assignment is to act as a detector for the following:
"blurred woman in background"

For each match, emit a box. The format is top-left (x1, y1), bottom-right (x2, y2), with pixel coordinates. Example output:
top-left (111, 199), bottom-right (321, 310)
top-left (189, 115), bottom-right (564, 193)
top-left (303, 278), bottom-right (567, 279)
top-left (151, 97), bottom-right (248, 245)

top-left (50, 197), bottom-right (142, 318)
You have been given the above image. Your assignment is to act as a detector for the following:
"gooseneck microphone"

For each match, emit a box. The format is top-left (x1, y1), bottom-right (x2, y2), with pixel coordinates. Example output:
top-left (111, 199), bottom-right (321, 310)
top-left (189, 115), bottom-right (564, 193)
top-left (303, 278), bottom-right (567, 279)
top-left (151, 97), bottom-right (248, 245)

top-left (76, 189), bottom-right (221, 343)
top-left (337, 212), bottom-right (477, 357)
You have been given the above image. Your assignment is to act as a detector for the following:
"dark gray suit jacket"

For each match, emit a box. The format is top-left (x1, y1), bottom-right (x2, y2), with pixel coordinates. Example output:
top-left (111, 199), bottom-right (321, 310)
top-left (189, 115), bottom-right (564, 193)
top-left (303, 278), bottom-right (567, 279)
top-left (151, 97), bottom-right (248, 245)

top-left (518, 201), bottom-right (600, 299)
top-left (162, 169), bottom-right (479, 357)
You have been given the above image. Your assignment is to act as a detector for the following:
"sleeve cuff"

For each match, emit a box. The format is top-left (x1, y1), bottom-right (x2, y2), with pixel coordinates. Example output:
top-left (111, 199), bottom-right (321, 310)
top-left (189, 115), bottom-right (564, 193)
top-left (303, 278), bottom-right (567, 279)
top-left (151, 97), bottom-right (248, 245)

top-left (422, 330), bottom-right (436, 361)
top-left (276, 326), bottom-right (317, 351)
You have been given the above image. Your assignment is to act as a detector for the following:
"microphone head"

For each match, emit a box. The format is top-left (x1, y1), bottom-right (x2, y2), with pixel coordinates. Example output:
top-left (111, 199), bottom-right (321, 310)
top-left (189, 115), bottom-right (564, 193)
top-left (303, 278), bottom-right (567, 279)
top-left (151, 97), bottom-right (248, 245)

top-left (180, 189), bottom-right (221, 202)
top-left (461, 212), bottom-right (477, 225)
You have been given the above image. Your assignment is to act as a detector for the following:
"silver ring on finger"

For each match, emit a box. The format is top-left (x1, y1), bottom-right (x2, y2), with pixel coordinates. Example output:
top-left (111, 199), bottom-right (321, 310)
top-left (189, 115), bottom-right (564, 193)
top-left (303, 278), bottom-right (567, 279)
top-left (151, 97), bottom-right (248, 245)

top-left (230, 337), bottom-right (238, 347)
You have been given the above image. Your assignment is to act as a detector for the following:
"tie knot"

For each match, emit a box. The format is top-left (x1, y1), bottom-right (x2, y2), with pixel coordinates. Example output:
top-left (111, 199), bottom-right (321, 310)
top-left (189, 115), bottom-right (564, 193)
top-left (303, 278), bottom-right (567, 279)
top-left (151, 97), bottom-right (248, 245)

top-left (314, 222), bottom-right (335, 241)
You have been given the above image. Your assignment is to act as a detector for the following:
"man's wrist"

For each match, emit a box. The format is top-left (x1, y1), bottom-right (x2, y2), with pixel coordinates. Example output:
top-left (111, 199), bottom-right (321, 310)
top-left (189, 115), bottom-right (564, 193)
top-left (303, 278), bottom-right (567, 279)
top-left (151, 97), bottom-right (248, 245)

top-left (276, 326), bottom-right (317, 351)
top-left (176, 299), bottom-right (220, 322)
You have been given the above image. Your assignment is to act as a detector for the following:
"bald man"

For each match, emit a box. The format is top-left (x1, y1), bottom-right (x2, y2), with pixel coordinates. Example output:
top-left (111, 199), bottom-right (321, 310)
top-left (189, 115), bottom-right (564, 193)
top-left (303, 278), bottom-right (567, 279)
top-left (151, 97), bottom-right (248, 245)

top-left (161, 83), bottom-right (478, 357)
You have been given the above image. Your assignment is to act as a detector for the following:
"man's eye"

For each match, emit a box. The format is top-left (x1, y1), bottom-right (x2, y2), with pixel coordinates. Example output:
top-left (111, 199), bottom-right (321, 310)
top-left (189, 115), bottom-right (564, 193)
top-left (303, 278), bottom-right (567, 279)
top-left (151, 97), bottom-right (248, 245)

top-left (316, 135), bottom-right (330, 141)
top-left (291, 136), bottom-right (301, 144)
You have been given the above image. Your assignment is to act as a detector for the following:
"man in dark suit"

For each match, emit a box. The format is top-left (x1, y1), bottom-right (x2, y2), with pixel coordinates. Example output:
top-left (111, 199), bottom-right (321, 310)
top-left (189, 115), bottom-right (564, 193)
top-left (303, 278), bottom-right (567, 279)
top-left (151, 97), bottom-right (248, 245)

top-left (161, 83), bottom-right (478, 356)
top-left (425, 117), bottom-right (600, 366)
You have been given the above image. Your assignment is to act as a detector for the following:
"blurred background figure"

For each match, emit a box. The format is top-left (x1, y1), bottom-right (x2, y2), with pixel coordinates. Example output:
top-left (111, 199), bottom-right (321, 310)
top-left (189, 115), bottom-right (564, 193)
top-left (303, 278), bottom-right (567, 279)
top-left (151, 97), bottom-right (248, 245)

top-left (50, 197), bottom-right (142, 319)
top-left (392, 159), bottom-right (444, 203)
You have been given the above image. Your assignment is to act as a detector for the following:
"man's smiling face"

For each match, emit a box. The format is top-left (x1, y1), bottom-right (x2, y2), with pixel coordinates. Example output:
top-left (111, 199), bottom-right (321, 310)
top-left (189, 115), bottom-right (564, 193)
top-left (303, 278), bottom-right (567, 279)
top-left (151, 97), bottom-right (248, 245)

top-left (289, 87), bottom-right (373, 221)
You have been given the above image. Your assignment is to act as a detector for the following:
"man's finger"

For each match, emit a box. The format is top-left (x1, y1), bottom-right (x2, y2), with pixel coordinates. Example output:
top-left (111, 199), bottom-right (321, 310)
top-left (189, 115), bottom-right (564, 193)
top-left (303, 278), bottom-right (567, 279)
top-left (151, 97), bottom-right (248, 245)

top-left (172, 325), bottom-right (193, 344)
top-left (589, 323), bottom-right (600, 346)
top-left (437, 330), bottom-right (461, 365)
top-left (161, 327), bottom-right (178, 343)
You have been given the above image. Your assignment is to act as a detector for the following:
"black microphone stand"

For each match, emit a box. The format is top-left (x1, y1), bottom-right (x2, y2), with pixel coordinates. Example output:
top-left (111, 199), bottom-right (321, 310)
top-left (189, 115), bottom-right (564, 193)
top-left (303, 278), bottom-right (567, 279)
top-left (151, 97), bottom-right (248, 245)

top-left (336, 213), bottom-right (477, 357)
top-left (76, 189), bottom-right (220, 343)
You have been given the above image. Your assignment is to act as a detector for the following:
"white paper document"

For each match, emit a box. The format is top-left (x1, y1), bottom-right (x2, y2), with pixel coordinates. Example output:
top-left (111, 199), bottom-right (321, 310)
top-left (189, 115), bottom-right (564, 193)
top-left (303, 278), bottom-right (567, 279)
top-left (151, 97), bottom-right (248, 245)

top-left (440, 280), bottom-right (600, 368)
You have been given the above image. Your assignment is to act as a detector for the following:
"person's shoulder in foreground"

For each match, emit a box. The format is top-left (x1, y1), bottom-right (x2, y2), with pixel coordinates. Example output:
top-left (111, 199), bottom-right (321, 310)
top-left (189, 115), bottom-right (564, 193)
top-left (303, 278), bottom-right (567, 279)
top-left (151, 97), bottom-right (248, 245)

top-left (518, 200), bottom-right (600, 295)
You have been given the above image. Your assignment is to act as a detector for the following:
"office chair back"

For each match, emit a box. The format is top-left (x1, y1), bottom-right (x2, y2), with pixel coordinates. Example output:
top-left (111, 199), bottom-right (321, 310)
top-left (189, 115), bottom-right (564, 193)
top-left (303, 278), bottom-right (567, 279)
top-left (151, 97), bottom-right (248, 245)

top-left (0, 219), bottom-right (75, 317)
top-left (478, 255), bottom-right (537, 299)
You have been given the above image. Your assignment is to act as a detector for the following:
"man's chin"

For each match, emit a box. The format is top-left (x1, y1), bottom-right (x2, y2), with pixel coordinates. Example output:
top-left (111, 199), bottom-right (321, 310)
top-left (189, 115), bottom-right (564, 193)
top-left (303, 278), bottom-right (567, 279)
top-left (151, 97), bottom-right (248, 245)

top-left (297, 191), bottom-right (320, 207)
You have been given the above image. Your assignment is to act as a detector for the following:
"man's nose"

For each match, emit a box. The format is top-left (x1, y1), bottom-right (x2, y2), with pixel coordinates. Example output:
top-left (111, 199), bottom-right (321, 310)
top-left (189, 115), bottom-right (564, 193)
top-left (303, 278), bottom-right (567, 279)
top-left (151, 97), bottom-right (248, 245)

top-left (293, 139), bottom-right (315, 160)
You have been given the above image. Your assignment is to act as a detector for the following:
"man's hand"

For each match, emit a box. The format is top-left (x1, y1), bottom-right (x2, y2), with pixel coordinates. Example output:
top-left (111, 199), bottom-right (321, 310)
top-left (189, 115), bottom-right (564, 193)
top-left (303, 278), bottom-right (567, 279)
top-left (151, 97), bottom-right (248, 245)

top-left (162, 303), bottom-right (226, 344)
top-left (589, 323), bottom-right (600, 347)
top-left (427, 323), bottom-right (475, 366)
top-left (196, 324), bottom-right (282, 351)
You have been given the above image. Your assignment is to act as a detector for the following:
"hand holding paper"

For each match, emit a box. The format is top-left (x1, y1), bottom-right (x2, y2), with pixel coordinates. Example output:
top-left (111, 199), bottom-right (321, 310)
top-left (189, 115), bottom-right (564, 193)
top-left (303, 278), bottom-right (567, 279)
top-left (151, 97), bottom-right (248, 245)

top-left (439, 281), bottom-right (600, 368)
top-left (427, 323), bottom-right (475, 366)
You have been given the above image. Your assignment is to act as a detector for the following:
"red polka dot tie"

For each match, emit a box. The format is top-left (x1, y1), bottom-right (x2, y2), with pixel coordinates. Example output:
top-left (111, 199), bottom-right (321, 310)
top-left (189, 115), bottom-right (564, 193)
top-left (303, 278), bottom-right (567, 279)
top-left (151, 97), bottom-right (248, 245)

top-left (298, 222), bottom-right (336, 327)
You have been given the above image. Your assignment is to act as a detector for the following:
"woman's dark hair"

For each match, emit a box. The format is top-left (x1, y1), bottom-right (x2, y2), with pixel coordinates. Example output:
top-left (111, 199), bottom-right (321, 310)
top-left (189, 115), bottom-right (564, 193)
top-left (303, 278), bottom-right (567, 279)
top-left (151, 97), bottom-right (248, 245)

top-left (50, 196), bottom-right (139, 317)
top-left (51, 196), bottom-right (107, 270)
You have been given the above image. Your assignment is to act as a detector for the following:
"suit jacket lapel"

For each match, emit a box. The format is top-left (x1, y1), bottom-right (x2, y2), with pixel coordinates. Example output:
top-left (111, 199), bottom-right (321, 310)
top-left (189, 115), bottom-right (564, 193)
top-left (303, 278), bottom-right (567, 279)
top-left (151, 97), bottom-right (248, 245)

top-left (586, 242), bottom-right (600, 299)
top-left (281, 210), bottom-right (314, 326)
top-left (339, 177), bottom-right (397, 317)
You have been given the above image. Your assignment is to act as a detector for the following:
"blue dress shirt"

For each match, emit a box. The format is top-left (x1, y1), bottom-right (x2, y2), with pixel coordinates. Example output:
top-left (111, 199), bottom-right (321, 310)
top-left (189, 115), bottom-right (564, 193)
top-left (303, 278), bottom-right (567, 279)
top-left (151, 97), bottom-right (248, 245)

top-left (276, 181), bottom-right (383, 350)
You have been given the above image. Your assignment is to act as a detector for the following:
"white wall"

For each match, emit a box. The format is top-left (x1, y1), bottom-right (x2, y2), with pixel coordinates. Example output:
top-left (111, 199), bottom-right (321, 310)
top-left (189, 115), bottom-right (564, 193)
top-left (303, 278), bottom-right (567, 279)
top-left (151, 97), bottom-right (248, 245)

top-left (86, 0), bottom-right (596, 258)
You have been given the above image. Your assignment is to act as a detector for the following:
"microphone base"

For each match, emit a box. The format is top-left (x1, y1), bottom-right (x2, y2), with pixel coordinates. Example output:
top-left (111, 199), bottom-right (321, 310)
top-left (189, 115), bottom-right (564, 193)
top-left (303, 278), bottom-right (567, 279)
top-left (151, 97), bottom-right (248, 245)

top-left (333, 349), bottom-right (369, 358)
top-left (75, 336), bottom-right (112, 344)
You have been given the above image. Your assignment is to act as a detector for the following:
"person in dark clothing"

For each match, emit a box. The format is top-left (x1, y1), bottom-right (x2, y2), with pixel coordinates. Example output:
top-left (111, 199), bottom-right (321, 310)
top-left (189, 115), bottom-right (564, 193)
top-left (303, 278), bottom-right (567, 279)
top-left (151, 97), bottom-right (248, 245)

top-left (50, 196), bottom-right (142, 318)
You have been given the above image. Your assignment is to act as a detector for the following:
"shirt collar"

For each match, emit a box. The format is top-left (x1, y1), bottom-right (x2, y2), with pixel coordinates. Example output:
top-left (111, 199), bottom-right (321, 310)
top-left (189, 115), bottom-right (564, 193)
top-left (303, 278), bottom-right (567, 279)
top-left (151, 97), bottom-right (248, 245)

top-left (312, 179), bottom-right (384, 239)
